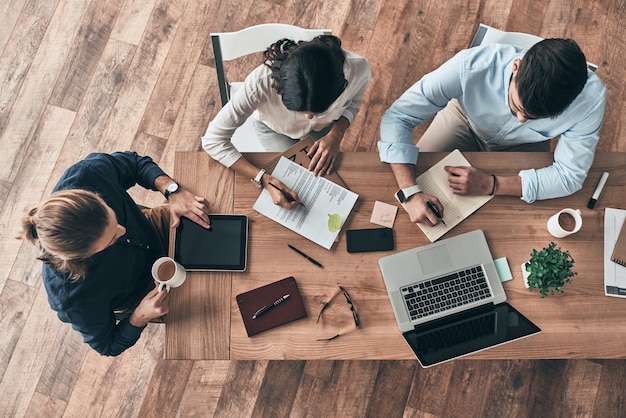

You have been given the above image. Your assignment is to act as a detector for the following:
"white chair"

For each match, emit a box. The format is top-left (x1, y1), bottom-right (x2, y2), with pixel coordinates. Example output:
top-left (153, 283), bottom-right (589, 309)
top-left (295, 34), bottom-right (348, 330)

top-left (469, 23), bottom-right (597, 71)
top-left (210, 24), bottom-right (331, 152)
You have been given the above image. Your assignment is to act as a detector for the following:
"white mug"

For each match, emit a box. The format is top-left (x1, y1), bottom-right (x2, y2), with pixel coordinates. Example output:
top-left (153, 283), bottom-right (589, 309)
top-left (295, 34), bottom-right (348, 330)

top-left (547, 208), bottom-right (582, 238)
top-left (151, 257), bottom-right (186, 292)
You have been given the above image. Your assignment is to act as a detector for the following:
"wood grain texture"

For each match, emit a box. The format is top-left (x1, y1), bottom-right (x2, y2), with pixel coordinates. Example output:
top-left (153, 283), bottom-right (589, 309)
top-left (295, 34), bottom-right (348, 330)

top-left (2, 0), bottom-right (626, 416)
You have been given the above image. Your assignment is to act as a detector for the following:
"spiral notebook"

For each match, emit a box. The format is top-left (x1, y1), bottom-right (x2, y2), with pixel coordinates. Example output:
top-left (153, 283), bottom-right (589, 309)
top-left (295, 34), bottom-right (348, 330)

top-left (236, 276), bottom-right (307, 337)
top-left (611, 221), bottom-right (626, 266)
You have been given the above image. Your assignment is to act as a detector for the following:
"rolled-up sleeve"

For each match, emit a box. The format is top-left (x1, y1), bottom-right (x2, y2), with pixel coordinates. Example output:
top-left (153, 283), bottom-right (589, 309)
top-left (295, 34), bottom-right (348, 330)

top-left (518, 80), bottom-right (606, 203)
top-left (378, 52), bottom-right (464, 164)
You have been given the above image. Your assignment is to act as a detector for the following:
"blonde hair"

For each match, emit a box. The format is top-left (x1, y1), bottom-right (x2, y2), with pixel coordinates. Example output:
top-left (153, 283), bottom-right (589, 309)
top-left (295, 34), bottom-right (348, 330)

top-left (19, 189), bottom-right (109, 280)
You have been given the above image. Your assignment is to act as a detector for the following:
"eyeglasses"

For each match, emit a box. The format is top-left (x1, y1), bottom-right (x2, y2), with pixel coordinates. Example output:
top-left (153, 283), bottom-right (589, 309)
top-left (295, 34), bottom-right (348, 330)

top-left (316, 285), bottom-right (360, 341)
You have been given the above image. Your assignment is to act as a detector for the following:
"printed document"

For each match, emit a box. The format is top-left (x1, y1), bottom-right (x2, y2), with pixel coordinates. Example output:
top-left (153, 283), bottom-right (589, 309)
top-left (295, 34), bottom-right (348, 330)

top-left (253, 157), bottom-right (358, 249)
top-left (413, 149), bottom-right (493, 242)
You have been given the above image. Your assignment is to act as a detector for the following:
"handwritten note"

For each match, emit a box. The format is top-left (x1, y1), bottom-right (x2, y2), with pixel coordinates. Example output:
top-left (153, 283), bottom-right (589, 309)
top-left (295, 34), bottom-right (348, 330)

top-left (370, 201), bottom-right (398, 228)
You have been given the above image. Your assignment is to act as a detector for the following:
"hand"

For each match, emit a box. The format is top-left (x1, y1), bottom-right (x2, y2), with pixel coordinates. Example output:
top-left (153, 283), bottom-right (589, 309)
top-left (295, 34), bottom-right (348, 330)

top-left (445, 166), bottom-right (494, 195)
top-left (307, 133), bottom-right (342, 176)
top-left (265, 176), bottom-right (300, 210)
top-left (402, 192), bottom-right (445, 226)
top-left (129, 283), bottom-right (170, 327)
top-left (167, 188), bottom-right (211, 229)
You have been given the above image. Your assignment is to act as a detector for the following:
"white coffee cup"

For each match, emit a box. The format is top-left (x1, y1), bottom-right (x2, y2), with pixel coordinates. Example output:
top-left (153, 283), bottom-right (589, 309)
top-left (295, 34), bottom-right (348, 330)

top-left (547, 208), bottom-right (582, 238)
top-left (151, 257), bottom-right (186, 292)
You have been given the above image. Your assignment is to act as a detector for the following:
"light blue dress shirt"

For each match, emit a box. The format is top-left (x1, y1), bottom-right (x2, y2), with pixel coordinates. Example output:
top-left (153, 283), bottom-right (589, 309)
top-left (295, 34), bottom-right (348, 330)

top-left (378, 44), bottom-right (606, 203)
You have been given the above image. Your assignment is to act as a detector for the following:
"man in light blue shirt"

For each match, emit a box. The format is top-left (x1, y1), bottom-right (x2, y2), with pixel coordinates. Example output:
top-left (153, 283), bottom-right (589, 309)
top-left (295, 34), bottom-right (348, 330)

top-left (378, 39), bottom-right (606, 225)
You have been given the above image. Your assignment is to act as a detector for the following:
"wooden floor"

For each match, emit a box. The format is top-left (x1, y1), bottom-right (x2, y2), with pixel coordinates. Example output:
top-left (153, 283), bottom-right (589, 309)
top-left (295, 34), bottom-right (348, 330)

top-left (1, 0), bottom-right (625, 416)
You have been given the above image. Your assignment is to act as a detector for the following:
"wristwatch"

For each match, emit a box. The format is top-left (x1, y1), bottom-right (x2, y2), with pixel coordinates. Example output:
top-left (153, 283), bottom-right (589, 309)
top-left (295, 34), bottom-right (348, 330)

top-left (395, 185), bottom-right (422, 204)
top-left (251, 168), bottom-right (266, 188)
top-left (164, 181), bottom-right (180, 199)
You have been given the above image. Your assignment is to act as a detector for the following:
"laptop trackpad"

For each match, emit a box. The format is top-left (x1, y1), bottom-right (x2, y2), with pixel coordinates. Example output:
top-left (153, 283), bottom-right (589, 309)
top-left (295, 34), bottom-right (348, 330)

top-left (417, 244), bottom-right (452, 275)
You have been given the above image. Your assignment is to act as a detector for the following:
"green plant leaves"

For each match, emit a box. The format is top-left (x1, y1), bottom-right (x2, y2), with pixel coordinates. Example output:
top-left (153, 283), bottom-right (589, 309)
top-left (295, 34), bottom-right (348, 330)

top-left (526, 242), bottom-right (576, 298)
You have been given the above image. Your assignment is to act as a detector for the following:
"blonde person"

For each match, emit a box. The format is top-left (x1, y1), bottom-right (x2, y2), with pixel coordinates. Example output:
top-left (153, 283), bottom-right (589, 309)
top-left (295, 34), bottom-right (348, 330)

top-left (19, 152), bottom-right (210, 356)
top-left (202, 35), bottom-right (371, 208)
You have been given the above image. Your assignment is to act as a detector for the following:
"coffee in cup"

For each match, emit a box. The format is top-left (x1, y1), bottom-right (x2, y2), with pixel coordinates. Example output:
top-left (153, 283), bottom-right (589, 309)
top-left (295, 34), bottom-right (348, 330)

top-left (151, 257), bottom-right (186, 292)
top-left (547, 208), bottom-right (582, 238)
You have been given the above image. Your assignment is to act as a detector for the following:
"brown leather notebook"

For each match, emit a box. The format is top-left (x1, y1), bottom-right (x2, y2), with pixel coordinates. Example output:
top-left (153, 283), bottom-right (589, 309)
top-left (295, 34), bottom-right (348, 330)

top-left (236, 276), bottom-right (307, 337)
top-left (611, 221), bottom-right (626, 266)
top-left (261, 137), bottom-right (348, 189)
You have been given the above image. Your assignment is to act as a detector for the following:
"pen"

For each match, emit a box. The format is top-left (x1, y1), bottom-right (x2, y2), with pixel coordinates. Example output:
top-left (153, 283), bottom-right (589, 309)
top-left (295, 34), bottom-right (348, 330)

top-left (587, 171), bottom-right (609, 209)
top-left (288, 244), bottom-right (323, 268)
top-left (252, 294), bottom-right (290, 319)
top-left (426, 201), bottom-right (446, 226)
top-left (269, 182), bottom-right (305, 207)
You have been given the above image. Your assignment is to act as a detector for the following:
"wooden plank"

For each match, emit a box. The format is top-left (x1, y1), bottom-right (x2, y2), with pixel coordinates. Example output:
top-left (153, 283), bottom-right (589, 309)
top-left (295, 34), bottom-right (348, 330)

top-left (0, 0), bottom-right (28, 55)
top-left (212, 361), bottom-right (269, 417)
top-left (0, 0), bottom-right (91, 185)
top-left (177, 361), bottom-right (231, 417)
top-left (404, 359), bottom-right (455, 416)
top-left (138, 0), bottom-right (219, 140)
top-left (164, 152), bottom-right (233, 359)
top-left (110, 0), bottom-right (157, 46)
top-left (327, 361), bottom-right (380, 417)
top-left (49, 0), bottom-right (125, 112)
top-left (481, 360), bottom-right (539, 417)
top-left (593, 360), bottom-right (626, 415)
top-left (0, 12), bottom-right (48, 142)
top-left (554, 360), bottom-right (603, 417)
top-left (0, 287), bottom-right (63, 418)
top-left (442, 361), bottom-right (493, 416)
top-left (137, 360), bottom-right (193, 417)
top-left (0, 105), bottom-right (75, 287)
top-left (24, 392), bottom-right (67, 418)
top-left (251, 361), bottom-right (305, 416)
top-left (0, 280), bottom-right (39, 381)
top-left (365, 361), bottom-right (417, 417)
top-left (291, 361), bottom-right (342, 417)
top-left (96, 0), bottom-right (188, 152)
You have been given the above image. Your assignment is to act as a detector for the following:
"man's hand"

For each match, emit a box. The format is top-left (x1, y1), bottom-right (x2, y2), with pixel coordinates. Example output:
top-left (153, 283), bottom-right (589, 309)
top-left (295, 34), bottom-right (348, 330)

top-left (129, 284), bottom-right (169, 328)
top-left (167, 188), bottom-right (211, 229)
top-left (445, 166), bottom-right (494, 195)
top-left (402, 192), bottom-right (445, 226)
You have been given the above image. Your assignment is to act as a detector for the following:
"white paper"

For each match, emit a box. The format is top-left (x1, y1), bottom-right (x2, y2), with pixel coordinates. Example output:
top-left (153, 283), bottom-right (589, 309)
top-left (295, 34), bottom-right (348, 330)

top-left (253, 157), bottom-right (359, 249)
top-left (604, 208), bottom-right (626, 297)
top-left (414, 149), bottom-right (494, 242)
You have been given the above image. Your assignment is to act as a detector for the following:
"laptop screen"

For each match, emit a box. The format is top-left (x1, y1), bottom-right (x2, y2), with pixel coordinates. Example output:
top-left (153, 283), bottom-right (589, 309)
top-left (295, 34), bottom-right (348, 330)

top-left (404, 302), bottom-right (540, 367)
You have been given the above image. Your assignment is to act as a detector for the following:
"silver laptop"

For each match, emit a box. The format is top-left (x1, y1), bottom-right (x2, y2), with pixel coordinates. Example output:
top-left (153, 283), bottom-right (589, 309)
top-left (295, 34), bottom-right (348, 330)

top-left (378, 229), bottom-right (540, 367)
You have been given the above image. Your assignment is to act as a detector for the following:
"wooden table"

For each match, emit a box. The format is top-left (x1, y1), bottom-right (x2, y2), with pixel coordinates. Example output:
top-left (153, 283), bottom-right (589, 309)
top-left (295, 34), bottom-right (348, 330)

top-left (164, 152), bottom-right (626, 360)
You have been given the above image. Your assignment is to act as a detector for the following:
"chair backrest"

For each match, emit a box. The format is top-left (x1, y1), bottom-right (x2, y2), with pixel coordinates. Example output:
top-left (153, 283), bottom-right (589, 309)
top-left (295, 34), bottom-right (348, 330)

top-left (470, 23), bottom-right (597, 71)
top-left (211, 24), bottom-right (332, 105)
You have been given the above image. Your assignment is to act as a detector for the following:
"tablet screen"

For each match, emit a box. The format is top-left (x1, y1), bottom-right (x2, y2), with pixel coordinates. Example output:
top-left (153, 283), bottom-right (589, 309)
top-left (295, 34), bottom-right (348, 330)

top-left (174, 215), bottom-right (248, 271)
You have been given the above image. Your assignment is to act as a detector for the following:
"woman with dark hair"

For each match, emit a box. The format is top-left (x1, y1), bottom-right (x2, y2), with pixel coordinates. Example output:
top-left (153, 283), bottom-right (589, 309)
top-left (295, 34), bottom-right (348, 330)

top-left (202, 34), bottom-right (371, 209)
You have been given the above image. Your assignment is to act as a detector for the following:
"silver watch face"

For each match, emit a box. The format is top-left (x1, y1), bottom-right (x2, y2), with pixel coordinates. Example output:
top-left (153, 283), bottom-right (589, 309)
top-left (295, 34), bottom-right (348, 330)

top-left (167, 182), bottom-right (179, 193)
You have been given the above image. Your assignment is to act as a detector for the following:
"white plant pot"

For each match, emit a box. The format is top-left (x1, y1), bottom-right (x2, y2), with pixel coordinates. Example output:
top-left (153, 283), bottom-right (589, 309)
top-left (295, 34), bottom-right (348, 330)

top-left (521, 262), bottom-right (530, 288)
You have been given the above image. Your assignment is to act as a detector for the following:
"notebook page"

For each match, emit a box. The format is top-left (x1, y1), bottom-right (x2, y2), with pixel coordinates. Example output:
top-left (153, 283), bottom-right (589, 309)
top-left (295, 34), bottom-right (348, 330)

top-left (414, 149), bottom-right (494, 242)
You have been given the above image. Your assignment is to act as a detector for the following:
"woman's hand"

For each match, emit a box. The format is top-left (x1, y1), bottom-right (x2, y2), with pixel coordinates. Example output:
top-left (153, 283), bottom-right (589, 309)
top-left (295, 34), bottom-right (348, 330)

top-left (265, 176), bottom-right (301, 209)
top-left (307, 133), bottom-right (341, 176)
top-left (129, 283), bottom-right (170, 327)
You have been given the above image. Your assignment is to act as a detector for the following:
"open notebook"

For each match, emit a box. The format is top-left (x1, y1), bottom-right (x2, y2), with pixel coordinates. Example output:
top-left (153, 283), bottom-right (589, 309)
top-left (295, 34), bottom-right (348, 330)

top-left (412, 150), bottom-right (493, 242)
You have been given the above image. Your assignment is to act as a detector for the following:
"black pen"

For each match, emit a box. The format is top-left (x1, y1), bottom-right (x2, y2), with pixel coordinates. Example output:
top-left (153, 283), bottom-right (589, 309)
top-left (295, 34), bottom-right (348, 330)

top-left (252, 294), bottom-right (290, 319)
top-left (269, 182), bottom-right (305, 207)
top-left (288, 244), bottom-right (323, 268)
top-left (426, 201), bottom-right (446, 226)
top-left (587, 171), bottom-right (609, 209)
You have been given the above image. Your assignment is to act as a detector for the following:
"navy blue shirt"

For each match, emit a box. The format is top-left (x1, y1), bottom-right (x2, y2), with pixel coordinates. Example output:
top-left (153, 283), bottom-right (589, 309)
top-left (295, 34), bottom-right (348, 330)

top-left (42, 152), bottom-right (166, 356)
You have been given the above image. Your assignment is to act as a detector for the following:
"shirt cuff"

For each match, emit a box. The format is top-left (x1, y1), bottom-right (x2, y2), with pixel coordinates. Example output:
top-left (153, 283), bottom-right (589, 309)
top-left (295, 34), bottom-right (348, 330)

top-left (518, 169), bottom-right (537, 203)
top-left (377, 141), bottom-right (420, 164)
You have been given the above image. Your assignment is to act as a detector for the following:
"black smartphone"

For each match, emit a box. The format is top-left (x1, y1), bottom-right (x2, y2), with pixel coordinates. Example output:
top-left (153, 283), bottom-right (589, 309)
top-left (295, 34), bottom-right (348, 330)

top-left (346, 227), bottom-right (395, 253)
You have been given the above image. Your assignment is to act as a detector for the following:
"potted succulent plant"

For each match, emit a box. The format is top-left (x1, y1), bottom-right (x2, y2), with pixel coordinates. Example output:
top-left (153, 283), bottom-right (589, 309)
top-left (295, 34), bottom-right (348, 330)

top-left (522, 242), bottom-right (577, 298)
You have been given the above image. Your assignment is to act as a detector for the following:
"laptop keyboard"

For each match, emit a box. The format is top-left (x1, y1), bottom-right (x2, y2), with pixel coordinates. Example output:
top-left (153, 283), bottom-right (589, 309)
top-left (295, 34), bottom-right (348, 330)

top-left (401, 265), bottom-right (492, 321)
